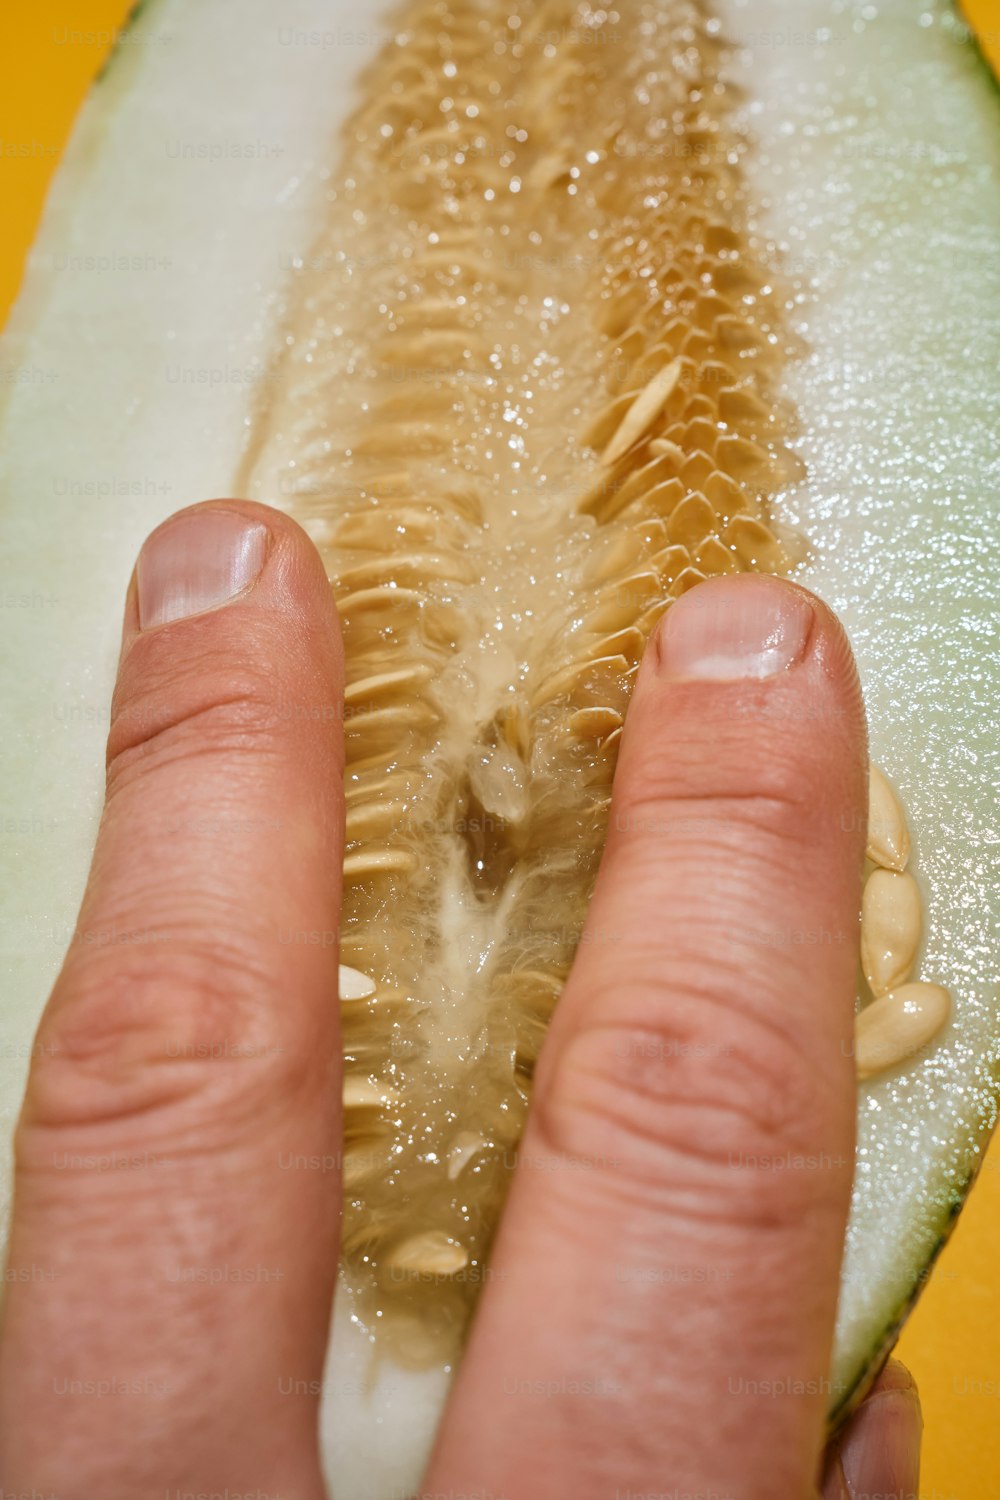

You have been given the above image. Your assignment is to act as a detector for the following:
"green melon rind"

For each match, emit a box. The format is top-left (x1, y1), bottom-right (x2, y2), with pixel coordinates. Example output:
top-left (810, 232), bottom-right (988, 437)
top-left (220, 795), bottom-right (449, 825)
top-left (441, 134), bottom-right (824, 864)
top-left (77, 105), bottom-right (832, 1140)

top-left (829, 1165), bottom-right (976, 1431)
top-left (93, 0), bottom-right (158, 83)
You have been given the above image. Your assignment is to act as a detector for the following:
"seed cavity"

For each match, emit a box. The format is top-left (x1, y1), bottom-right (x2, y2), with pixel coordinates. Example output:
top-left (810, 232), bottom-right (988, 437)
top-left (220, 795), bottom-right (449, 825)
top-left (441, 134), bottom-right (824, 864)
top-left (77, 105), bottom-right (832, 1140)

top-left (233, 0), bottom-right (949, 1369)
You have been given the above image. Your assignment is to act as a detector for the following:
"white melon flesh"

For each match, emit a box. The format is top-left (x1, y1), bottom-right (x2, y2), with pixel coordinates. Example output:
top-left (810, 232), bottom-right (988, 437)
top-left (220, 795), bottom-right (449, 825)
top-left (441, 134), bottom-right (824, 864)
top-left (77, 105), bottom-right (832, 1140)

top-left (0, 3), bottom-right (997, 1498)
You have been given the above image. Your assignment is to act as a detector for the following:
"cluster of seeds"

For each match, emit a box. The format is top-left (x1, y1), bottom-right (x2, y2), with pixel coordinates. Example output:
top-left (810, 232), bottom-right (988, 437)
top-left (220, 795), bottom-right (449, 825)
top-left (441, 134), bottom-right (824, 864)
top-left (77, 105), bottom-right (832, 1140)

top-left (238, 0), bottom-right (953, 1361)
top-left (856, 766), bottom-right (951, 1080)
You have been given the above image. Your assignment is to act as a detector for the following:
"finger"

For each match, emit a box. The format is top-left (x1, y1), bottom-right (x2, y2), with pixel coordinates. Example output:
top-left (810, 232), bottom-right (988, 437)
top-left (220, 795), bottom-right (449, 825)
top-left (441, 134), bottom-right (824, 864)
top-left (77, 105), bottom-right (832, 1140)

top-left (426, 575), bottom-right (867, 1500)
top-left (0, 501), bottom-right (344, 1500)
top-left (822, 1360), bottom-right (922, 1500)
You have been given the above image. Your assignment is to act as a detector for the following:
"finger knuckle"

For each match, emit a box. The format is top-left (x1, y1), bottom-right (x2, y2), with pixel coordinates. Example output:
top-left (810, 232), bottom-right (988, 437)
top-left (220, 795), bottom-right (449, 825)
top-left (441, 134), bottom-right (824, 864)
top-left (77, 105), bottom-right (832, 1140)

top-left (615, 709), bottom-right (829, 853)
top-left (614, 780), bottom-right (810, 864)
top-left (106, 640), bottom-right (292, 791)
top-left (533, 985), bottom-right (845, 1231)
top-left (20, 942), bottom-right (321, 1164)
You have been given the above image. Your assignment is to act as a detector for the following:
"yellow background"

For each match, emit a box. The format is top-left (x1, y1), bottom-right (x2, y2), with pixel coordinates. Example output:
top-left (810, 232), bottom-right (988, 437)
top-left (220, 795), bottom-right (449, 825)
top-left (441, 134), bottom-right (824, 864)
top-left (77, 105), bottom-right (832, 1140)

top-left (2, 3), bottom-right (999, 1496)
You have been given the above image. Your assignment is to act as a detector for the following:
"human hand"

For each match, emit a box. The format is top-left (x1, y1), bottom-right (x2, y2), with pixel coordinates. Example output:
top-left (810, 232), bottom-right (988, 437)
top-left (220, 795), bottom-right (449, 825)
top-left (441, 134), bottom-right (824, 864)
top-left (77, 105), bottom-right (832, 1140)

top-left (0, 500), bottom-right (921, 1498)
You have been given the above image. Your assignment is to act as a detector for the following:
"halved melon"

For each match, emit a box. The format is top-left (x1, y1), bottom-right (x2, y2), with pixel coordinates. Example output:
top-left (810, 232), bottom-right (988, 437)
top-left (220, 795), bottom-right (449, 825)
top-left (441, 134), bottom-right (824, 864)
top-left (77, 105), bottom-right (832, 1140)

top-left (1, 2), bottom-right (998, 1497)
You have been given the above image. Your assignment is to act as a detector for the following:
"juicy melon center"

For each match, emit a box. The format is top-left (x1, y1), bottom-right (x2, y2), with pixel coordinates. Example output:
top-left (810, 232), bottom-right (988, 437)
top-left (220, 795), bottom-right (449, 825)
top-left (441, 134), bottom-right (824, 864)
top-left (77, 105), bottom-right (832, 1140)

top-left (238, 0), bottom-right (814, 1366)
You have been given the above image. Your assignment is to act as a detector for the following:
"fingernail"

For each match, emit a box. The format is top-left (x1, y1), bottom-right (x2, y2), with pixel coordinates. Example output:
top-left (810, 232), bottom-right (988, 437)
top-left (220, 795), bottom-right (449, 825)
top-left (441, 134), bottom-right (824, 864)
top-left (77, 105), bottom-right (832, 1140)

top-left (656, 576), bottom-right (814, 681)
top-left (137, 510), bottom-right (268, 629)
top-left (840, 1381), bottom-right (922, 1500)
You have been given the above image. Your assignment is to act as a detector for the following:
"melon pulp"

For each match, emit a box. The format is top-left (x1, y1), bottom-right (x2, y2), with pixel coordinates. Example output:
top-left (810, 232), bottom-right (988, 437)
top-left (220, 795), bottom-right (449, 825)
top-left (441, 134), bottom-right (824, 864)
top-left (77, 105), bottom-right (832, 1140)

top-left (0, 2), bottom-right (998, 1498)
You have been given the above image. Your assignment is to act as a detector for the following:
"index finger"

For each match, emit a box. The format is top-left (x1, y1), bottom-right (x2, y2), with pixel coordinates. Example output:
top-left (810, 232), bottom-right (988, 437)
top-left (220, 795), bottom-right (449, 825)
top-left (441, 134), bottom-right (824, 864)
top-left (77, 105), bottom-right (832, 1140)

top-left (0, 502), bottom-right (345, 1499)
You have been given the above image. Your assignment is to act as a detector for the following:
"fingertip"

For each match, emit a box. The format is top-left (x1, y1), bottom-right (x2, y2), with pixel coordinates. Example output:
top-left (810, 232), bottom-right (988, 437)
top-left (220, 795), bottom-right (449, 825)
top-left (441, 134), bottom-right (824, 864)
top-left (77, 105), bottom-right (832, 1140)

top-left (833, 1360), bottom-right (922, 1500)
top-left (652, 572), bottom-right (816, 681)
top-left (121, 497), bottom-right (339, 647)
top-left (619, 574), bottom-right (868, 880)
top-left (648, 574), bottom-right (863, 713)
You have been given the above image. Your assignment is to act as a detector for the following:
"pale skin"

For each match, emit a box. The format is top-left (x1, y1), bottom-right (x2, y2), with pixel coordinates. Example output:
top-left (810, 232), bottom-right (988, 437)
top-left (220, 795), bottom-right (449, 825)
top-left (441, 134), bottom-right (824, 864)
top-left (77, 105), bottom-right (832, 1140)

top-left (0, 501), bottom-right (921, 1498)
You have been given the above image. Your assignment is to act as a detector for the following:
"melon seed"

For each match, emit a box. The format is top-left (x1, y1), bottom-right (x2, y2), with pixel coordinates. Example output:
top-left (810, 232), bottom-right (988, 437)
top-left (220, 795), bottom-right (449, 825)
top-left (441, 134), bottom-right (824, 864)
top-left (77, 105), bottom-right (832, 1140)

top-left (339, 964), bottom-right (377, 1002)
top-left (867, 763), bottom-right (911, 872)
top-left (343, 1077), bottom-right (398, 1110)
top-left (601, 358), bottom-right (684, 466)
top-left (861, 869), bottom-right (922, 997)
top-left (386, 1231), bottom-right (470, 1278)
top-left (855, 982), bottom-right (951, 1080)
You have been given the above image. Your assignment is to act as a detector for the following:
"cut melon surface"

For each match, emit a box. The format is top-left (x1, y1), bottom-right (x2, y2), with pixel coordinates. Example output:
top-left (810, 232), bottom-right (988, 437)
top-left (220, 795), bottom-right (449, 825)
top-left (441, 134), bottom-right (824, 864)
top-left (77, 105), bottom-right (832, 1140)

top-left (0, 2), bottom-right (997, 1497)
